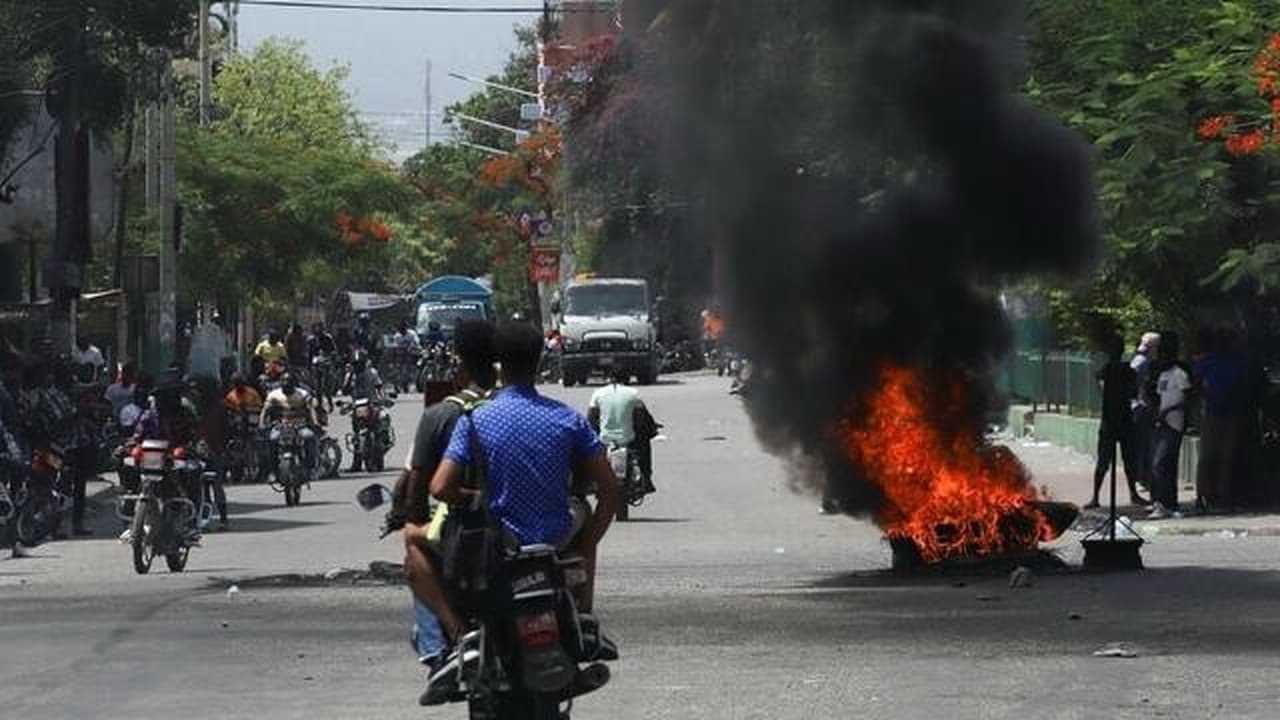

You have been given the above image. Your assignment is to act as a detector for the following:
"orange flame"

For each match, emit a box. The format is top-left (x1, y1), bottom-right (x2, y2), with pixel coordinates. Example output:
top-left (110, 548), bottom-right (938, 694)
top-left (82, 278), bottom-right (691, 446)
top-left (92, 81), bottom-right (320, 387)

top-left (837, 365), bottom-right (1054, 563)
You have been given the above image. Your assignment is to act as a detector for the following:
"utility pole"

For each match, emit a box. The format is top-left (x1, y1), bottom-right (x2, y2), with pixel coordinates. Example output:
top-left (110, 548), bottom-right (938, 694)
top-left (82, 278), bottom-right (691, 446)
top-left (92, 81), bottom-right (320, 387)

top-left (424, 59), bottom-right (432, 147)
top-left (199, 0), bottom-right (213, 125)
top-left (51, 6), bottom-right (86, 353)
top-left (149, 51), bottom-right (178, 368)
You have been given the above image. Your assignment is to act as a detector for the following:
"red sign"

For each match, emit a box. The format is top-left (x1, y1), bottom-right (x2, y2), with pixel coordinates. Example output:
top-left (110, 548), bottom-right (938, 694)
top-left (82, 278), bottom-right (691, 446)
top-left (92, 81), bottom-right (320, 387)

top-left (530, 247), bottom-right (560, 284)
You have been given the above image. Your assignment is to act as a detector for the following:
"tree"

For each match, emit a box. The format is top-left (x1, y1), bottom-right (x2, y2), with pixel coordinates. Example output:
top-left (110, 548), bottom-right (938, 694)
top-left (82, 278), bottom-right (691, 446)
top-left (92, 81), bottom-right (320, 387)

top-left (212, 38), bottom-right (373, 153)
top-left (1026, 0), bottom-right (1280, 343)
top-left (178, 129), bottom-right (410, 310)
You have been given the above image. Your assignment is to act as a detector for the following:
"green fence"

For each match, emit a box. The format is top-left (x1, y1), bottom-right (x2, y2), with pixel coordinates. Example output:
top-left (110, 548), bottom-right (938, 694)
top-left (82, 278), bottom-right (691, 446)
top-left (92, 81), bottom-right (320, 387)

top-left (998, 349), bottom-right (1104, 416)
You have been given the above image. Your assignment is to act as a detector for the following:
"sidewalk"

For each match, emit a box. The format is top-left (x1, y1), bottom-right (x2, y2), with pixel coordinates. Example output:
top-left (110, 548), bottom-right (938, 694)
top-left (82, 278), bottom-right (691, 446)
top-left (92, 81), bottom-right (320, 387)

top-left (1003, 433), bottom-right (1280, 537)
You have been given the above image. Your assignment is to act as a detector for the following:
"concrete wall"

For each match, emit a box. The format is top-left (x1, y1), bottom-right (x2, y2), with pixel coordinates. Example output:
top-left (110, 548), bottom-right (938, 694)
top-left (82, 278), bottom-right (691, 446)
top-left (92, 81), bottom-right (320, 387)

top-left (1007, 405), bottom-right (1200, 487)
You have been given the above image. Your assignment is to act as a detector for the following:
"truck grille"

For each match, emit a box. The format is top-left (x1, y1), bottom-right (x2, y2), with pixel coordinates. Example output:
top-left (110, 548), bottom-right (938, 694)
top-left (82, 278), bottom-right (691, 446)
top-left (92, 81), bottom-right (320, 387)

top-left (581, 338), bottom-right (625, 353)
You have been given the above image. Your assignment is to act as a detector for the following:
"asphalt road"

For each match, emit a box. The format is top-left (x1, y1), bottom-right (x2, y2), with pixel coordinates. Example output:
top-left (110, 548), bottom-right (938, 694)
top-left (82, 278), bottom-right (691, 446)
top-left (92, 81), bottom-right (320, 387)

top-left (2, 373), bottom-right (1279, 720)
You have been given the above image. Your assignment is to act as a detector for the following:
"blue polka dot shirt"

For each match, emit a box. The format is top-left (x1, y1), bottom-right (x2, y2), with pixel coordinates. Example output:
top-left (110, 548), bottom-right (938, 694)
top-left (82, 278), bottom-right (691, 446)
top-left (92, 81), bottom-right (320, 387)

top-left (445, 385), bottom-right (603, 544)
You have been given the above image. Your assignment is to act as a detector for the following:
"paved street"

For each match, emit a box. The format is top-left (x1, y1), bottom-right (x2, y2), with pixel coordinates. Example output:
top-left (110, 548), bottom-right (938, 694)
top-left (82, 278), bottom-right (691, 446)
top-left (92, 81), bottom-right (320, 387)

top-left (3, 373), bottom-right (1280, 720)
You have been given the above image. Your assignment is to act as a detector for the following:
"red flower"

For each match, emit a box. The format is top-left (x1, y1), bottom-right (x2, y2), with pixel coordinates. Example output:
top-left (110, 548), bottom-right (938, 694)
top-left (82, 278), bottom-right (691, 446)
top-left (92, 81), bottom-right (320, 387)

top-left (1197, 114), bottom-right (1233, 140)
top-left (1224, 129), bottom-right (1267, 157)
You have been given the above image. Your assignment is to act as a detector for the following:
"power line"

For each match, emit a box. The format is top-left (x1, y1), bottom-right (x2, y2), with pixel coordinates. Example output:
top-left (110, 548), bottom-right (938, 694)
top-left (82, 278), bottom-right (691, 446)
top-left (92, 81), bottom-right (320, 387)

top-left (238, 0), bottom-right (611, 13)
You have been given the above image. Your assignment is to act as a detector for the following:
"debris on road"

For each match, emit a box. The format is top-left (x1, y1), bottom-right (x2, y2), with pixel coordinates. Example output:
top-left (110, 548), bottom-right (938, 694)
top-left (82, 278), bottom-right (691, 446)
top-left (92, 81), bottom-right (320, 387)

top-left (976, 594), bottom-right (1001, 602)
top-left (226, 585), bottom-right (240, 600)
top-left (1092, 645), bottom-right (1139, 659)
top-left (1068, 612), bottom-right (1083, 621)
top-left (1009, 566), bottom-right (1033, 588)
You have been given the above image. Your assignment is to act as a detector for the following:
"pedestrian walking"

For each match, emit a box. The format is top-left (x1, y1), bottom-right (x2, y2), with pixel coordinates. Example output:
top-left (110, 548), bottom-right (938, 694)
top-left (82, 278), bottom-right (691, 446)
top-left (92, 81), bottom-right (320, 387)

top-left (1086, 335), bottom-right (1148, 509)
top-left (1129, 332), bottom-right (1160, 496)
top-left (1148, 332), bottom-right (1191, 518)
top-left (1194, 327), bottom-right (1249, 513)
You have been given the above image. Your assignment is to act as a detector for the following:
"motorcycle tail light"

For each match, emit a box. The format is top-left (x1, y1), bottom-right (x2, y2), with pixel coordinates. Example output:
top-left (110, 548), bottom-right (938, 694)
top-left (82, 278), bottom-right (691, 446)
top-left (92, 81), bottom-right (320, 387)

top-left (131, 446), bottom-right (145, 461)
top-left (516, 610), bottom-right (560, 648)
top-left (172, 447), bottom-right (187, 460)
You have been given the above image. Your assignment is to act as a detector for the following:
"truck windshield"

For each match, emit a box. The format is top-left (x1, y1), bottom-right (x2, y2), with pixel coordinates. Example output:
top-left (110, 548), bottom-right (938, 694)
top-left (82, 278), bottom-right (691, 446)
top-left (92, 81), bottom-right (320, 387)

top-left (565, 285), bottom-right (647, 316)
top-left (417, 303), bottom-right (484, 333)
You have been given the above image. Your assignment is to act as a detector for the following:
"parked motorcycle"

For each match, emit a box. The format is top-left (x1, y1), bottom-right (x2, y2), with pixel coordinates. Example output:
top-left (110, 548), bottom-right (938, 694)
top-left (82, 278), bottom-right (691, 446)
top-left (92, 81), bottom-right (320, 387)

top-left (338, 397), bottom-right (395, 472)
top-left (118, 439), bottom-right (204, 574)
top-left (267, 422), bottom-right (313, 507)
top-left (354, 484), bottom-right (613, 719)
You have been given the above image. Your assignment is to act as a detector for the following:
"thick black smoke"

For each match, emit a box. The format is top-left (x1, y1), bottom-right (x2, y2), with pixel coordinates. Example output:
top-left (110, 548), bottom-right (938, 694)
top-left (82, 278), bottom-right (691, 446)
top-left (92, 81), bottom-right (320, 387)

top-left (650, 1), bottom-right (1099, 512)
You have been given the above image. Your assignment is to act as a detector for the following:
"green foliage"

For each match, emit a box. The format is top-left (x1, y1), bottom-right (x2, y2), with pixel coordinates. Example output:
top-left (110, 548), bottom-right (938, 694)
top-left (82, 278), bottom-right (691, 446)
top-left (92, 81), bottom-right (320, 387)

top-left (178, 129), bottom-right (410, 307)
top-left (213, 38), bottom-right (373, 153)
top-left (1027, 0), bottom-right (1280, 337)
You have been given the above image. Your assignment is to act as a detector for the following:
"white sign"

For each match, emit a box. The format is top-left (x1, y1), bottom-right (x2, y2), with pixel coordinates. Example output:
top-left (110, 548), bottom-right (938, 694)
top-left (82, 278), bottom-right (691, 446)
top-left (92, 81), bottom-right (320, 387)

top-left (520, 103), bottom-right (544, 121)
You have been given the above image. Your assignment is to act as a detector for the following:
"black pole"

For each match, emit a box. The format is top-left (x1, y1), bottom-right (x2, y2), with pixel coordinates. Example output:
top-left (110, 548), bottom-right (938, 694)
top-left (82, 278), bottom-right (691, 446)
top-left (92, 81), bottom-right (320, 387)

top-left (1109, 438), bottom-right (1118, 541)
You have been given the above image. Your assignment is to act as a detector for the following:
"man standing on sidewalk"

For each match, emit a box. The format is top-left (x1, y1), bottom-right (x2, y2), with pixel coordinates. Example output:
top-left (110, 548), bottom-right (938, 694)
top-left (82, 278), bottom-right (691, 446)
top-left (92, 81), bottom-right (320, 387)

top-left (1148, 332), bottom-right (1192, 519)
top-left (1087, 335), bottom-right (1147, 509)
top-left (1130, 332), bottom-right (1160, 496)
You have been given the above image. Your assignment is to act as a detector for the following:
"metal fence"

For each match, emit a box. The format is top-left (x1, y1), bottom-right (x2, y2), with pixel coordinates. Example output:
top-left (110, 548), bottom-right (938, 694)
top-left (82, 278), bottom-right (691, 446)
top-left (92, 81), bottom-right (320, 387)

top-left (998, 349), bottom-right (1104, 416)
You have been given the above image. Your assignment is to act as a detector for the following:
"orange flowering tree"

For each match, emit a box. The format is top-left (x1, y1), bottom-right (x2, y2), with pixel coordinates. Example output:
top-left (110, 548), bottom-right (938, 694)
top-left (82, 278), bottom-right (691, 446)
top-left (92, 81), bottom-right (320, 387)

top-left (1029, 0), bottom-right (1280, 337)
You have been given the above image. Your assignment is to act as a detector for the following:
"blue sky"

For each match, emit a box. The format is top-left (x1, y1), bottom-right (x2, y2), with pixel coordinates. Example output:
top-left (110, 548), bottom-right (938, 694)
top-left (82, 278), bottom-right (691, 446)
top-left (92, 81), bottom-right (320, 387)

top-left (237, 0), bottom-right (545, 159)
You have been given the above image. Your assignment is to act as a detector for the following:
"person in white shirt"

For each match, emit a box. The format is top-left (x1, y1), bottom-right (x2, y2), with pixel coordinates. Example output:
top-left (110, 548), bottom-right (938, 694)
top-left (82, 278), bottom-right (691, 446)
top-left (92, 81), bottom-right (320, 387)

top-left (1148, 332), bottom-right (1191, 519)
top-left (71, 338), bottom-right (105, 380)
top-left (188, 313), bottom-right (230, 384)
top-left (588, 368), bottom-right (657, 494)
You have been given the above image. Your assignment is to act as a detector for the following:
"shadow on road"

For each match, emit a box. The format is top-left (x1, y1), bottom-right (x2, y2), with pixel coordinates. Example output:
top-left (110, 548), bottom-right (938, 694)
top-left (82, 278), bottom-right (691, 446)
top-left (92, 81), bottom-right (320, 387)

top-left (619, 517), bottom-right (692, 524)
top-left (223, 517), bottom-right (330, 534)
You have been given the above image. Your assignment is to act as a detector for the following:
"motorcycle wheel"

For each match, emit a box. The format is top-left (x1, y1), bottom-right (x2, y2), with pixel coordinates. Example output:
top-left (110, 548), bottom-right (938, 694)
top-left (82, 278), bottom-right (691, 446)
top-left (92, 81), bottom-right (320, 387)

top-left (131, 507), bottom-right (153, 575)
top-left (368, 451), bottom-right (385, 473)
top-left (284, 481), bottom-right (301, 507)
top-left (166, 546), bottom-right (189, 572)
top-left (319, 438), bottom-right (342, 479)
top-left (15, 498), bottom-right (55, 547)
top-left (615, 497), bottom-right (630, 522)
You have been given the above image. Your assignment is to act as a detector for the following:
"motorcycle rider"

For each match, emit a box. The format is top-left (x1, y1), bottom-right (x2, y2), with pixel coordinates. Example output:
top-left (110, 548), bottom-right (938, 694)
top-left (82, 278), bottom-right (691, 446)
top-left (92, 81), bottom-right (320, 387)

top-left (588, 367), bottom-right (658, 495)
top-left (353, 312), bottom-right (382, 366)
top-left (396, 320), bottom-right (497, 673)
top-left (130, 372), bottom-right (204, 541)
top-left (259, 373), bottom-right (320, 479)
top-left (342, 353), bottom-right (387, 472)
top-left (308, 322), bottom-right (339, 411)
top-left (423, 321), bottom-right (621, 704)
top-left (392, 321), bottom-right (421, 389)
top-left (254, 329), bottom-right (287, 367)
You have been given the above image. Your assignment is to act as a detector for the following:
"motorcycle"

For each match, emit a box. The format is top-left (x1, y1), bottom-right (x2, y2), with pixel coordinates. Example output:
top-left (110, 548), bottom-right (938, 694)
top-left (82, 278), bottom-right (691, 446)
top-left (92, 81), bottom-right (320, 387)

top-left (10, 444), bottom-right (72, 547)
top-left (607, 445), bottom-right (649, 523)
top-left (355, 484), bottom-right (613, 719)
top-left (225, 410), bottom-right (264, 484)
top-left (117, 439), bottom-right (204, 574)
top-left (416, 342), bottom-right (453, 392)
top-left (338, 397), bottom-right (395, 472)
top-left (311, 353), bottom-right (338, 411)
top-left (268, 422), bottom-right (313, 507)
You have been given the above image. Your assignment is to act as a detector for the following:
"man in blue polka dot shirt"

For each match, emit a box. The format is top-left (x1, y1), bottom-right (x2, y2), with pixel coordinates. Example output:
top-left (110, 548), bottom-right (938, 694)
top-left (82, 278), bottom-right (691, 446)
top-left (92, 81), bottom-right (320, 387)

top-left (431, 322), bottom-right (620, 614)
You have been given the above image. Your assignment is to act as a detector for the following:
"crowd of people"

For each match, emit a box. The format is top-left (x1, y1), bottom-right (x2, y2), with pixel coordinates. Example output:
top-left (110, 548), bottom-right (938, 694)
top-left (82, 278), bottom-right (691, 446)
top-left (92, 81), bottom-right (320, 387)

top-left (1089, 326), bottom-right (1268, 518)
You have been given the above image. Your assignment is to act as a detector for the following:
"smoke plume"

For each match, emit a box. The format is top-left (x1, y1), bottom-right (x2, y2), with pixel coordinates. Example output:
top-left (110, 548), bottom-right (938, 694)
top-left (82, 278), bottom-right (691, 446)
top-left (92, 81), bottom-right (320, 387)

top-left (649, 1), bottom-right (1099, 512)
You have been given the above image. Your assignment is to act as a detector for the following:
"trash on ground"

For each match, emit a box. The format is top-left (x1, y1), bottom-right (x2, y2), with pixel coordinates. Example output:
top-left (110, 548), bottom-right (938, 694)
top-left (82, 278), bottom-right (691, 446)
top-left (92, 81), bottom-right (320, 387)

top-left (226, 584), bottom-right (240, 600)
top-left (1068, 612), bottom-right (1083, 621)
top-left (1009, 566), bottom-right (1033, 588)
top-left (1092, 645), bottom-right (1138, 659)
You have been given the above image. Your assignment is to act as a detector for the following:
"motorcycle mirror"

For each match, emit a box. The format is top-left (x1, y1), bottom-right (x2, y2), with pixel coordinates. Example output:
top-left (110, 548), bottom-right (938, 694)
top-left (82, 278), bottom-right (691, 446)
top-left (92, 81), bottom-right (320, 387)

top-left (355, 483), bottom-right (393, 511)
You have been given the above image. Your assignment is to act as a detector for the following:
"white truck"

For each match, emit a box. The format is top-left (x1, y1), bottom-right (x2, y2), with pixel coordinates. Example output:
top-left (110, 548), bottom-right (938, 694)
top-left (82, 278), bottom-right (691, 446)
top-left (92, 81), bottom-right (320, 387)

top-left (554, 277), bottom-right (660, 387)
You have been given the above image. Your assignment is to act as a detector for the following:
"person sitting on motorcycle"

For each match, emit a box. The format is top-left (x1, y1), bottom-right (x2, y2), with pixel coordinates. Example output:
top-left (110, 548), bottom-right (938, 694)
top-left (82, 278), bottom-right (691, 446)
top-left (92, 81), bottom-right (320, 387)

top-left (588, 367), bottom-right (658, 495)
top-left (131, 373), bottom-right (204, 540)
top-left (254, 329), bottom-right (287, 367)
top-left (225, 374), bottom-right (264, 436)
top-left (284, 323), bottom-right (309, 368)
top-left (259, 373), bottom-right (319, 477)
top-left (423, 322), bottom-right (621, 703)
top-left (397, 320), bottom-right (497, 673)
top-left (353, 312), bottom-right (381, 366)
top-left (308, 322), bottom-right (338, 359)
top-left (342, 354), bottom-right (387, 472)
top-left (423, 320), bottom-right (446, 348)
